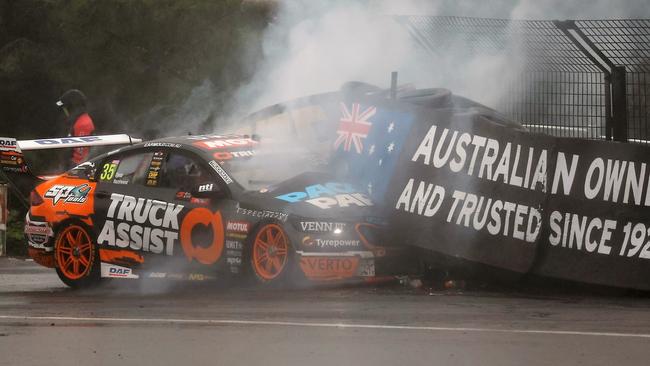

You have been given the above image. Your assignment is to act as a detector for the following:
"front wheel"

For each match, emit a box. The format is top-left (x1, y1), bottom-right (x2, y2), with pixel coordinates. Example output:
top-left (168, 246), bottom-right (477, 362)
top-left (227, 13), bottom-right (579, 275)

top-left (54, 223), bottom-right (100, 288)
top-left (249, 222), bottom-right (296, 285)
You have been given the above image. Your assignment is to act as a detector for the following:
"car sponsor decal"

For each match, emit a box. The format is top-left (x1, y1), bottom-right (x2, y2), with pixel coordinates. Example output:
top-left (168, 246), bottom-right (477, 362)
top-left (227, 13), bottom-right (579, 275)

top-left (97, 193), bottom-right (183, 256)
top-left (226, 257), bottom-right (242, 265)
top-left (226, 250), bottom-right (242, 257)
top-left (198, 183), bottom-right (214, 192)
top-left (301, 236), bottom-right (361, 249)
top-left (299, 221), bottom-right (346, 232)
top-left (225, 240), bottom-right (243, 250)
top-left (100, 160), bottom-right (119, 181)
top-left (179, 208), bottom-right (224, 265)
top-left (44, 183), bottom-right (91, 205)
top-left (176, 191), bottom-right (192, 201)
top-left (0, 150), bottom-right (28, 173)
top-left (236, 207), bottom-right (288, 222)
top-left (190, 197), bottom-right (210, 205)
top-left (276, 182), bottom-right (373, 209)
top-left (101, 263), bottom-right (139, 279)
top-left (143, 142), bottom-right (182, 148)
top-left (24, 221), bottom-right (52, 247)
top-left (299, 256), bottom-right (359, 279)
top-left (146, 152), bottom-right (164, 186)
top-left (188, 273), bottom-right (214, 281)
top-left (97, 194), bottom-right (226, 265)
top-left (226, 221), bottom-right (250, 233)
top-left (0, 138), bottom-right (18, 151)
top-left (99, 249), bottom-right (144, 264)
top-left (194, 138), bottom-right (257, 150)
top-left (32, 136), bottom-right (102, 146)
top-left (209, 160), bottom-right (233, 184)
top-left (213, 150), bottom-right (255, 161)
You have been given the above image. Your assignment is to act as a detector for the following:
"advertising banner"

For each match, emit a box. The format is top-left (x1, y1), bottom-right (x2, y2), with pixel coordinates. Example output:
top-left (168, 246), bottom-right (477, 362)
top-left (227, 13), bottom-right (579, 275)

top-left (245, 89), bottom-right (650, 290)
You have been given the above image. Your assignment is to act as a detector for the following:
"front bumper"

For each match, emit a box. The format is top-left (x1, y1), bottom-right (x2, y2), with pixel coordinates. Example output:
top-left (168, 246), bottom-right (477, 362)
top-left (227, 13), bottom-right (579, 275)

top-left (296, 246), bottom-right (418, 281)
top-left (24, 213), bottom-right (55, 268)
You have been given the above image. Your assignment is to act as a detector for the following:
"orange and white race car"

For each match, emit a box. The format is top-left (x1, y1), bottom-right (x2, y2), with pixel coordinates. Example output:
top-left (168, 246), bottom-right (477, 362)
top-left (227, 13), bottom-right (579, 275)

top-left (1, 134), bottom-right (413, 288)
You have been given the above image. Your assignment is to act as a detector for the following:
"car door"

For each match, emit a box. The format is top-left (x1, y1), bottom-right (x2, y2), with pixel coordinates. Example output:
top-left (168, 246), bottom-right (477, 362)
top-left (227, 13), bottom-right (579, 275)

top-left (92, 147), bottom-right (239, 278)
top-left (152, 149), bottom-right (238, 278)
top-left (92, 149), bottom-right (162, 269)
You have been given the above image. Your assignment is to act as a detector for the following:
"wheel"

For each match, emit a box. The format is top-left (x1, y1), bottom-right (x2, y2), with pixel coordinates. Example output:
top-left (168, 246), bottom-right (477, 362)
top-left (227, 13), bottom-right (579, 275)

top-left (249, 222), bottom-right (295, 285)
top-left (54, 223), bottom-right (100, 288)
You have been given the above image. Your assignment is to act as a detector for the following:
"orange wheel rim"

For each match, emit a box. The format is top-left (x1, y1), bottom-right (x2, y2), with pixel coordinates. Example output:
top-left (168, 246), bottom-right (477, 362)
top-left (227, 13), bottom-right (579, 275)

top-left (55, 225), bottom-right (93, 280)
top-left (252, 224), bottom-right (289, 280)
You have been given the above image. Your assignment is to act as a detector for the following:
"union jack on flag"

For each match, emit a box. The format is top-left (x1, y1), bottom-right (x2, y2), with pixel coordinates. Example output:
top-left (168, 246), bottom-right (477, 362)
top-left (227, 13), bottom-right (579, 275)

top-left (330, 102), bottom-right (414, 203)
top-left (333, 103), bottom-right (376, 154)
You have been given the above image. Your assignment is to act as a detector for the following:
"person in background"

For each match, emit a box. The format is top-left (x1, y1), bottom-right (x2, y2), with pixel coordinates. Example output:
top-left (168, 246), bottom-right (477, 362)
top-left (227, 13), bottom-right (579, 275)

top-left (56, 89), bottom-right (95, 169)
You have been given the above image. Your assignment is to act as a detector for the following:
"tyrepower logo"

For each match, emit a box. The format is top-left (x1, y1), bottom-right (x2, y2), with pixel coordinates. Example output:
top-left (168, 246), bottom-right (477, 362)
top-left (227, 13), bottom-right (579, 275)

top-left (44, 183), bottom-right (91, 205)
top-left (226, 221), bottom-right (249, 233)
top-left (301, 236), bottom-right (360, 249)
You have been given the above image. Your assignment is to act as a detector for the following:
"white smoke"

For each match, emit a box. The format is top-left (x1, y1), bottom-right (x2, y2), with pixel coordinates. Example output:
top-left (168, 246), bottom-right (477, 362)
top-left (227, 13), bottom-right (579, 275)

top-left (226, 0), bottom-right (650, 123)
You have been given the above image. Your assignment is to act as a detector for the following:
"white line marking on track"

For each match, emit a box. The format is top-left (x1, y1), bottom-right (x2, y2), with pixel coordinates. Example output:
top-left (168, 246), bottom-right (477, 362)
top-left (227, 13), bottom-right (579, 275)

top-left (1, 315), bottom-right (649, 339)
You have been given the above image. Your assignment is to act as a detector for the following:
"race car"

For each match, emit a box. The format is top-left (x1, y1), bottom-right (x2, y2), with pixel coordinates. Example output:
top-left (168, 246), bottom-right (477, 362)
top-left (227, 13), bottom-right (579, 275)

top-left (10, 134), bottom-right (413, 287)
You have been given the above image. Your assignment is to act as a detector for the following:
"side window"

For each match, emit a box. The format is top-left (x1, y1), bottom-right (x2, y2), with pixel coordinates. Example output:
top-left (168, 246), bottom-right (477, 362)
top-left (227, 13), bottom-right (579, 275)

top-left (99, 152), bottom-right (153, 185)
top-left (159, 152), bottom-right (214, 191)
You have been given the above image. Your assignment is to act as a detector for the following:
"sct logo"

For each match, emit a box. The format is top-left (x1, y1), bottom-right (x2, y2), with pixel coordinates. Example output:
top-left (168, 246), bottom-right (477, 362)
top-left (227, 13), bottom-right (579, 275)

top-left (276, 182), bottom-right (373, 209)
top-left (44, 183), bottom-right (92, 205)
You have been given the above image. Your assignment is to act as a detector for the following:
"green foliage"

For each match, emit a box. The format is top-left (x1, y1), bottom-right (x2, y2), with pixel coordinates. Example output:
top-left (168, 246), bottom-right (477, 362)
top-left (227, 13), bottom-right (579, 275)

top-left (0, 0), bottom-right (274, 138)
top-left (6, 208), bottom-right (27, 257)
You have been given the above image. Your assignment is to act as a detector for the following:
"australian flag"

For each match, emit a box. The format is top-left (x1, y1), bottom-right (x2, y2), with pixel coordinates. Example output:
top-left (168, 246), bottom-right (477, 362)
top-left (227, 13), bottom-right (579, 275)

top-left (331, 101), bottom-right (414, 204)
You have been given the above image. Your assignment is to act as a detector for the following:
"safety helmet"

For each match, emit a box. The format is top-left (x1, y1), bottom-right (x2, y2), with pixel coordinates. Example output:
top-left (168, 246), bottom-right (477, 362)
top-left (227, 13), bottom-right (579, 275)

top-left (56, 89), bottom-right (87, 110)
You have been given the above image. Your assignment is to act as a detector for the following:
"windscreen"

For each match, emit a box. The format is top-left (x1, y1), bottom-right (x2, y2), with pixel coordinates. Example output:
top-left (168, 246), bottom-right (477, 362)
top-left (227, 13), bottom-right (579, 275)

top-left (219, 143), bottom-right (329, 191)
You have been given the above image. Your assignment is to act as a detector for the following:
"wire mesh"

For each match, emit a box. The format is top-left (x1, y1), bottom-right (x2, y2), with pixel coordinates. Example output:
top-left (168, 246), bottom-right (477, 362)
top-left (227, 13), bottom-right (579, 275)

top-left (397, 16), bottom-right (649, 142)
top-left (576, 20), bottom-right (650, 142)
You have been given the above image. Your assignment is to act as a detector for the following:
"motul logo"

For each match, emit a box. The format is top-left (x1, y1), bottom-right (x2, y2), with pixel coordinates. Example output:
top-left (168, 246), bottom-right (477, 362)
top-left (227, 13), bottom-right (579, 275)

top-left (226, 221), bottom-right (249, 233)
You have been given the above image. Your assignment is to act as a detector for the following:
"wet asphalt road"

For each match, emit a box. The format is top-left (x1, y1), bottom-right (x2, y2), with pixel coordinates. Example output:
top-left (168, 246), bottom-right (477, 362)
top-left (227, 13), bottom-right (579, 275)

top-left (1, 258), bottom-right (649, 366)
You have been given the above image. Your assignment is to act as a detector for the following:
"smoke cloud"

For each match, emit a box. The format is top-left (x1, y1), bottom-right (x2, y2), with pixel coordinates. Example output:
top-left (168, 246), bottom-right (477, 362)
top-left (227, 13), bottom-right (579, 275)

top-left (222, 0), bottom-right (650, 127)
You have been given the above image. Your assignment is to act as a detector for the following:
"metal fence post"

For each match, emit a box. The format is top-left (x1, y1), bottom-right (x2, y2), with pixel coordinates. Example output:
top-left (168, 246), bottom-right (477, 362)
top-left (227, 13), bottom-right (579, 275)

top-left (611, 66), bottom-right (629, 142)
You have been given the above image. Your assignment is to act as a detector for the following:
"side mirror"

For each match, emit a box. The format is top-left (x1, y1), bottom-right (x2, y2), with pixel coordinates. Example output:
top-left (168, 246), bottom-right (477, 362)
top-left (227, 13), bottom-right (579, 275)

top-left (191, 182), bottom-right (225, 199)
top-left (69, 162), bottom-right (97, 181)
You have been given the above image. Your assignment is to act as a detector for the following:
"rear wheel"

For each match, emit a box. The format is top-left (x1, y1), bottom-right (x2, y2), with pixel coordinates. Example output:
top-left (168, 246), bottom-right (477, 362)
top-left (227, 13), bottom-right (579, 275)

top-left (54, 223), bottom-right (99, 288)
top-left (250, 223), bottom-right (294, 285)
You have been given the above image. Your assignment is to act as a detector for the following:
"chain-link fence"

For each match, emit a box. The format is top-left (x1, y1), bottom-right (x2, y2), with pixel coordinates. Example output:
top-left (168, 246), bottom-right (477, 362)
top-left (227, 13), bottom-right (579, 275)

top-left (396, 16), bottom-right (650, 142)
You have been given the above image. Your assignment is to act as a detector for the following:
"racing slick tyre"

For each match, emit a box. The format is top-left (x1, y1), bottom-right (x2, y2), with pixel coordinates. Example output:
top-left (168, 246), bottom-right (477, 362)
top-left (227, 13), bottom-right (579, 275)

top-left (54, 222), bottom-right (100, 288)
top-left (248, 222), bottom-right (300, 286)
